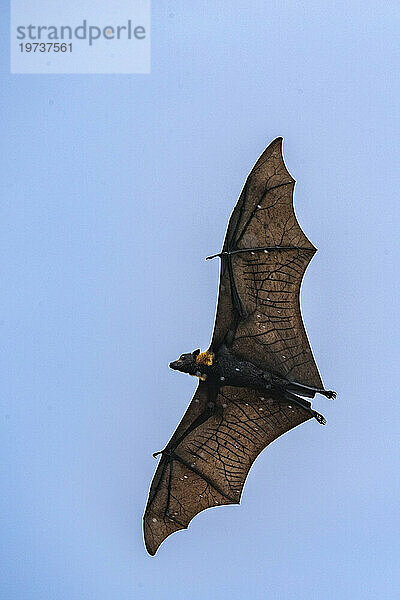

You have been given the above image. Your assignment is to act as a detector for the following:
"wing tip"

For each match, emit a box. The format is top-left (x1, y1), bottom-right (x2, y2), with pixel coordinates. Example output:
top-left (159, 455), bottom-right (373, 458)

top-left (143, 511), bottom-right (189, 557)
top-left (145, 543), bottom-right (157, 556)
top-left (266, 136), bottom-right (284, 153)
top-left (261, 136), bottom-right (296, 185)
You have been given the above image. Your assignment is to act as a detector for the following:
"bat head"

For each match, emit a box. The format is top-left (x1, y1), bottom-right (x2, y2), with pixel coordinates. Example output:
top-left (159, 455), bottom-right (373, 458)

top-left (169, 349), bottom-right (200, 374)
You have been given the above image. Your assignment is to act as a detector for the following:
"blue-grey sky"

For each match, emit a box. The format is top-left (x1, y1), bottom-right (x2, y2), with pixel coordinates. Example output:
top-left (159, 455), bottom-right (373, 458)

top-left (1, 2), bottom-right (399, 599)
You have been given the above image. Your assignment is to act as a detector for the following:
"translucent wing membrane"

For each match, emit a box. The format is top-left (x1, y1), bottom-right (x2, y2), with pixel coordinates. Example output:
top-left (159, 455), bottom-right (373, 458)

top-left (211, 137), bottom-right (322, 388)
top-left (229, 248), bottom-right (321, 387)
top-left (143, 383), bottom-right (310, 555)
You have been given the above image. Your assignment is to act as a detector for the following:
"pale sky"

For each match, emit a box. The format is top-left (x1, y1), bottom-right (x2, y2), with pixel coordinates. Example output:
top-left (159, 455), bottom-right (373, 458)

top-left (1, 2), bottom-right (399, 599)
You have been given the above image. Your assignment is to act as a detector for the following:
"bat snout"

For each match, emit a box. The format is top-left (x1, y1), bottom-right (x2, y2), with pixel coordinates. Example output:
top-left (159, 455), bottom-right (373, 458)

top-left (169, 360), bottom-right (182, 370)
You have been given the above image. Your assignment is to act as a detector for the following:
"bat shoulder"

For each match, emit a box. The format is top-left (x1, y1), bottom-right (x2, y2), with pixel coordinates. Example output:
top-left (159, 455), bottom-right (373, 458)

top-left (195, 349), bottom-right (215, 366)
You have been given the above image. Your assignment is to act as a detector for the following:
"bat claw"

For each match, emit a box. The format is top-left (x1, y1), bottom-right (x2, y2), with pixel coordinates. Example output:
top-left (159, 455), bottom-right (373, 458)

top-left (313, 411), bottom-right (326, 425)
top-left (152, 450), bottom-right (162, 458)
top-left (324, 390), bottom-right (336, 399)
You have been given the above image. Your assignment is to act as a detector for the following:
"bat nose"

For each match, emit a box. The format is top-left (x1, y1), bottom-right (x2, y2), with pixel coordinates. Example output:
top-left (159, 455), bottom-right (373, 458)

top-left (170, 359), bottom-right (184, 370)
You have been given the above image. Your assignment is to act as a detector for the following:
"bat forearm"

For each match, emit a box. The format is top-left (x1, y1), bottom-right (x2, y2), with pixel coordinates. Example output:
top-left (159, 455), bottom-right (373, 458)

top-left (206, 245), bottom-right (314, 260)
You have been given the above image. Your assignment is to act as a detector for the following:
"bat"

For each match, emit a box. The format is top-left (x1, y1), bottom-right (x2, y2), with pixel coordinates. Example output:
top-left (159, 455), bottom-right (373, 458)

top-left (143, 137), bottom-right (335, 555)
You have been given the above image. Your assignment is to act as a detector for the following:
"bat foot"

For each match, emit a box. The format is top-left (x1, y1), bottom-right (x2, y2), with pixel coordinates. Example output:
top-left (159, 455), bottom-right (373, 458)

top-left (324, 390), bottom-right (336, 399)
top-left (313, 411), bottom-right (326, 425)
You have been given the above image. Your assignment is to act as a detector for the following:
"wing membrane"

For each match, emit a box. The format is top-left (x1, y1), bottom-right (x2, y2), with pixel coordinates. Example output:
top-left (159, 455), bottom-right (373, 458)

top-left (211, 138), bottom-right (322, 387)
top-left (143, 383), bottom-right (311, 555)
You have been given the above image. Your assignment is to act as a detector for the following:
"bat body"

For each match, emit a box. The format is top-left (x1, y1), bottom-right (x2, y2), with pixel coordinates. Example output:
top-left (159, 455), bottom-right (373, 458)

top-left (144, 138), bottom-right (335, 555)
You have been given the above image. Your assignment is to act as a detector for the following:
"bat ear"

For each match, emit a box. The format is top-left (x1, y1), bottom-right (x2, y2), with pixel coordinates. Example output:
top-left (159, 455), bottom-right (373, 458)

top-left (192, 349), bottom-right (200, 358)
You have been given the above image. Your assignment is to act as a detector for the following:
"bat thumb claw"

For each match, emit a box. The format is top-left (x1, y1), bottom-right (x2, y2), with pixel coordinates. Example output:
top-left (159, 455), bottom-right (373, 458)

top-left (205, 253), bottom-right (220, 260)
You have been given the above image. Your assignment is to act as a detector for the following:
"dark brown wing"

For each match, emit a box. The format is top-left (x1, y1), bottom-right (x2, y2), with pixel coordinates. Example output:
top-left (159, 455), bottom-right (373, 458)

top-left (211, 137), bottom-right (322, 388)
top-left (143, 382), bottom-right (311, 555)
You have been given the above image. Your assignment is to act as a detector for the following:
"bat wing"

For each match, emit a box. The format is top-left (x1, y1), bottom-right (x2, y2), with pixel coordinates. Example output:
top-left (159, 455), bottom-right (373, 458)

top-left (143, 381), bottom-right (311, 555)
top-left (211, 137), bottom-right (322, 388)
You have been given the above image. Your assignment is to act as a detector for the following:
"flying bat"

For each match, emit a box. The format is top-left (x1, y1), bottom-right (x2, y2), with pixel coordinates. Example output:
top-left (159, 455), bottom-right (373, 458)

top-left (143, 137), bottom-right (335, 555)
